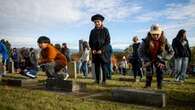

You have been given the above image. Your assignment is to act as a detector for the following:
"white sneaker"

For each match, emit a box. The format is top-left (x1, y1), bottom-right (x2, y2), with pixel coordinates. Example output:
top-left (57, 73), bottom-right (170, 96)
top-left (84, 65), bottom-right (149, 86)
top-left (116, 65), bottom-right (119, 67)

top-left (3, 71), bottom-right (6, 76)
top-left (175, 78), bottom-right (179, 82)
top-left (64, 73), bottom-right (69, 80)
top-left (26, 72), bottom-right (36, 78)
top-left (136, 79), bottom-right (140, 82)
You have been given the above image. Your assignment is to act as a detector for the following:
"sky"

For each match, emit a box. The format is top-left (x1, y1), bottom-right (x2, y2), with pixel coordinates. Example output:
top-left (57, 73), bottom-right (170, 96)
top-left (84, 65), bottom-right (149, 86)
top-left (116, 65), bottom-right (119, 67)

top-left (0, 0), bottom-right (195, 49)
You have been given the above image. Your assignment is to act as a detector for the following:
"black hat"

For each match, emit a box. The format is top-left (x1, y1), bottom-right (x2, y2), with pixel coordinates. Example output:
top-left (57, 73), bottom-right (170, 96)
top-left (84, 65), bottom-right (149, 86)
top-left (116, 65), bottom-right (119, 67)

top-left (91, 14), bottom-right (104, 22)
top-left (37, 36), bottom-right (50, 44)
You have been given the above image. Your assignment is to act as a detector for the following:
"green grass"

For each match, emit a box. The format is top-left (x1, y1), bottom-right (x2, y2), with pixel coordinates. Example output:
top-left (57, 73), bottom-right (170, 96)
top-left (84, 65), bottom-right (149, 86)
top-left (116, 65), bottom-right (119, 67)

top-left (0, 72), bottom-right (195, 110)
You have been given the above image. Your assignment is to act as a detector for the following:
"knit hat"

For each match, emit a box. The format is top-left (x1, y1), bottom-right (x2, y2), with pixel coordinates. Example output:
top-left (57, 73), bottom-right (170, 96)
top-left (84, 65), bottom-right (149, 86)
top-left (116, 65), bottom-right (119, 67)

top-left (37, 36), bottom-right (50, 44)
top-left (149, 24), bottom-right (162, 35)
top-left (91, 14), bottom-right (104, 22)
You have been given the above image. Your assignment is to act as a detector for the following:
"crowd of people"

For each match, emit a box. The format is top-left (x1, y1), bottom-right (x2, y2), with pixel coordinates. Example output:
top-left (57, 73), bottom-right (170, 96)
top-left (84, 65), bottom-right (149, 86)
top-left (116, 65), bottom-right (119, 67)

top-left (0, 14), bottom-right (192, 89)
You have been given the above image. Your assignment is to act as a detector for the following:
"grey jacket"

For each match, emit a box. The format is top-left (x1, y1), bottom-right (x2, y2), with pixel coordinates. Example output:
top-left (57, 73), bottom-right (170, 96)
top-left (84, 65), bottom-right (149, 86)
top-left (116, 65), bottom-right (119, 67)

top-left (138, 38), bottom-right (174, 64)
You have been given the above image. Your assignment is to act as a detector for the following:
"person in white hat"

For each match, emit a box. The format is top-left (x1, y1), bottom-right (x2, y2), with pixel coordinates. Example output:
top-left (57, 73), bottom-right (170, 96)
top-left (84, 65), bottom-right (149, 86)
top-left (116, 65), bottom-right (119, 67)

top-left (138, 24), bottom-right (174, 89)
top-left (119, 56), bottom-right (128, 75)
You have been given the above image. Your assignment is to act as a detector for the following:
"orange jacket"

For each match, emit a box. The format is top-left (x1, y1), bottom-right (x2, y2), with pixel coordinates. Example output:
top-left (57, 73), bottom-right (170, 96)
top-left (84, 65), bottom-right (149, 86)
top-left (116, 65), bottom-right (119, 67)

top-left (39, 44), bottom-right (67, 66)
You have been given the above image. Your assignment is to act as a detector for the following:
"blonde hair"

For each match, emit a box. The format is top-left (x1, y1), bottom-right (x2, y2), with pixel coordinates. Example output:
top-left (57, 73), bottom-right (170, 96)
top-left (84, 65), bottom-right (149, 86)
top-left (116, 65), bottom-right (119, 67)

top-left (145, 31), bottom-right (166, 53)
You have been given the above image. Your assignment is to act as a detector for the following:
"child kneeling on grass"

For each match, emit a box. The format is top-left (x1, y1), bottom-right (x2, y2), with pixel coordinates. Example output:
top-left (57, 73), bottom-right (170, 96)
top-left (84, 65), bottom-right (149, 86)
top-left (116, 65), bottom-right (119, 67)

top-left (37, 36), bottom-right (69, 80)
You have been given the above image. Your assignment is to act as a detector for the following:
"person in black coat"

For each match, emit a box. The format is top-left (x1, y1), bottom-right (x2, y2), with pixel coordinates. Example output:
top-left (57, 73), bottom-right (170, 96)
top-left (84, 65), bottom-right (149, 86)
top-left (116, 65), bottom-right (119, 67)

top-left (130, 36), bottom-right (143, 82)
top-left (172, 29), bottom-right (191, 82)
top-left (89, 14), bottom-right (111, 85)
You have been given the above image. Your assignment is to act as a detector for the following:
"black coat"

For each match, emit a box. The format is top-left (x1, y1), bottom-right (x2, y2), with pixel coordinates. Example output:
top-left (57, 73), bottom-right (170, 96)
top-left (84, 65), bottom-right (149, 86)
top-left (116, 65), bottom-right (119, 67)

top-left (172, 38), bottom-right (191, 59)
top-left (132, 43), bottom-right (140, 59)
top-left (131, 43), bottom-right (142, 68)
top-left (89, 27), bottom-right (111, 63)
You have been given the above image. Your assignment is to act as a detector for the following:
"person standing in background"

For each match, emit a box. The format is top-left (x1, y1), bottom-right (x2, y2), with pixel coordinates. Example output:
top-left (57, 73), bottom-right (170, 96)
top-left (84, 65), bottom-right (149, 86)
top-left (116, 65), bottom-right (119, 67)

top-left (130, 36), bottom-right (143, 82)
top-left (80, 41), bottom-right (90, 78)
top-left (172, 29), bottom-right (191, 82)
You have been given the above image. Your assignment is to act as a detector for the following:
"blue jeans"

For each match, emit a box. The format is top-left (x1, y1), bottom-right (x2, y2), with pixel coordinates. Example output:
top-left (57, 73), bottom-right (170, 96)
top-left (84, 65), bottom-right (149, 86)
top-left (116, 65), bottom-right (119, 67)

top-left (81, 61), bottom-right (88, 77)
top-left (174, 57), bottom-right (189, 81)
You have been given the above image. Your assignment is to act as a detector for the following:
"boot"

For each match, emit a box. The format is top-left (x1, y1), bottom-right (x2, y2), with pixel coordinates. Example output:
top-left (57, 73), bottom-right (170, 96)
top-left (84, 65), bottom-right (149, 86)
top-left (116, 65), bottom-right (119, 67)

top-left (157, 83), bottom-right (162, 89)
top-left (144, 76), bottom-right (152, 88)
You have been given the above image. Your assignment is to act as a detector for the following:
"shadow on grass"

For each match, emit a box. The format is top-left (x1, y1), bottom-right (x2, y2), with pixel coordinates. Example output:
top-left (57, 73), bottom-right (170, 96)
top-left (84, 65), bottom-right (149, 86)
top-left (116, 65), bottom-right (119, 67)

top-left (1, 75), bottom-right (28, 80)
top-left (167, 90), bottom-right (195, 107)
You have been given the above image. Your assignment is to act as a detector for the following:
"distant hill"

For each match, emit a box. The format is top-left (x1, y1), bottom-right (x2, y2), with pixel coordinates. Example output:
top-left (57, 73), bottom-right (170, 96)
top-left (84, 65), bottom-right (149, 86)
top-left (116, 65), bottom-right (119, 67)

top-left (113, 48), bottom-right (124, 52)
top-left (70, 48), bottom-right (124, 53)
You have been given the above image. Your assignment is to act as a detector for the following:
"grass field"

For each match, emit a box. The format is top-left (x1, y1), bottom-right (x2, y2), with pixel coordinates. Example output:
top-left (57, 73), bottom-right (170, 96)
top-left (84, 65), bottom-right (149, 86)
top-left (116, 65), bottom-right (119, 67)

top-left (0, 72), bottom-right (195, 110)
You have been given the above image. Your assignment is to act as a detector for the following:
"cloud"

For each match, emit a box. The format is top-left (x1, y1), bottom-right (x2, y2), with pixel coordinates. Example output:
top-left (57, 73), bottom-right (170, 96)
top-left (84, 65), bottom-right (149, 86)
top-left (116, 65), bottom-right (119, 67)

top-left (0, 0), bottom-right (142, 49)
top-left (134, 0), bottom-right (195, 45)
top-left (0, 0), bottom-right (141, 26)
top-left (135, 0), bottom-right (195, 27)
top-left (1, 0), bottom-right (195, 49)
top-left (81, 0), bottom-right (142, 21)
top-left (164, 2), bottom-right (195, 20)
top-left (1, 36), bottom-right (38, 48)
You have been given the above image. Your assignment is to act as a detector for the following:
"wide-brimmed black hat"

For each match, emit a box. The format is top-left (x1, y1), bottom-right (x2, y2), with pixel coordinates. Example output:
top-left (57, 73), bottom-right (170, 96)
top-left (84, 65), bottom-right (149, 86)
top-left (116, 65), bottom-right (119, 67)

top-left (91, 14), bottom-right (104, 22)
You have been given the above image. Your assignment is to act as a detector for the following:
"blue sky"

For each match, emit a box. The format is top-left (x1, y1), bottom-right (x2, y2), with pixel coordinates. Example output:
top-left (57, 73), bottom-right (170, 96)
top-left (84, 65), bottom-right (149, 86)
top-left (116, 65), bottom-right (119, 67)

top-left (0, 0), bottom-right (195, 49)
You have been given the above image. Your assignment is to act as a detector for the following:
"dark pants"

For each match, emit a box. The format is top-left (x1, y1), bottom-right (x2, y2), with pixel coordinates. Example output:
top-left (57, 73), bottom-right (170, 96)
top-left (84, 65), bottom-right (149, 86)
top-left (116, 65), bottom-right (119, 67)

top-left (145, 64), bottom-right (163, 88)
top-left (132, 59), bottom-right (142, 79)
top-left (132, 65), bottom-right (143, 79)
top-left (106, 63), bottom-right (112, 79)
top-left (94, 62), bottom-right (108, 83)
top-left (119, 67), bottom-right (127, 75)
top-left (41, 61), bottom-right (65, 79)
top-left (13, 60), bottom-right (19, 69)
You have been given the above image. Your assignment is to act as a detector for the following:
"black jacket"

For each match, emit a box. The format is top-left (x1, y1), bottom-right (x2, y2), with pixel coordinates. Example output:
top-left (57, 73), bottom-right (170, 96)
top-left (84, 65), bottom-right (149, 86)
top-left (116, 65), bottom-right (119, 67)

top-left (172, 38), bottom-right (191, 59)
top-left (89, 27), bottom-right (111, 63)
top-left (132, 43), bottom-right (140, 59)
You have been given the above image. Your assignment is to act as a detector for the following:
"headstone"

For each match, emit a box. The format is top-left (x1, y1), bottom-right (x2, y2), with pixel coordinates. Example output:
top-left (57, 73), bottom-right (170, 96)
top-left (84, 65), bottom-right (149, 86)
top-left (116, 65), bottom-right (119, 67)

top-left (0, 63), bottom-right (4, 74)
top-left (112, 88), bottom-right (166, 107)
top-left (1, 78), bottom-right (39, 87)
top-left (68, 61), bottom-right (77, 79)
top-left (91, 63), bottom-right (103, 81)
top-left (91, 63), bottom-right (96, 79)
top-left (12, 60), bottom-right (15, 73)
top-left (7, 60), bottom-right (14, 73)
top-left (46, 79), bottom-right (86, 92)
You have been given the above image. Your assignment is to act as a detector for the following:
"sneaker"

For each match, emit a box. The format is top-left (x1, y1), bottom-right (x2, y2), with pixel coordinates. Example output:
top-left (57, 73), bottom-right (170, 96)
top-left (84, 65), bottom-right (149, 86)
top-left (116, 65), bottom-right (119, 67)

top-left (26, 72), bottom-right (36, 78)
top-left (175, 78), bottom-right (180, 82)
top-left (136, 79), bottom-right (140, 82)
top-left (64, 74), bottom-right (69, 80)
